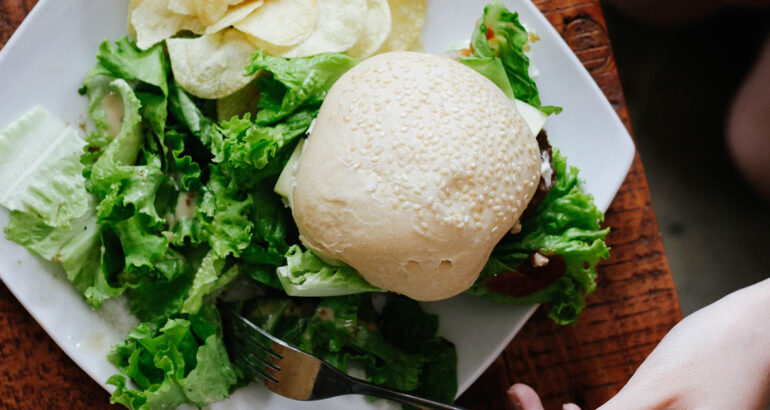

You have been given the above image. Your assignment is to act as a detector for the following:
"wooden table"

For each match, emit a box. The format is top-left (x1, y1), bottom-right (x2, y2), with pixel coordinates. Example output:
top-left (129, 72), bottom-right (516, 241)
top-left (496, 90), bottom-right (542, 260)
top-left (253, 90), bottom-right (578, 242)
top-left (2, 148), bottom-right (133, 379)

top-left (0, 0), bottom-right (681, 409)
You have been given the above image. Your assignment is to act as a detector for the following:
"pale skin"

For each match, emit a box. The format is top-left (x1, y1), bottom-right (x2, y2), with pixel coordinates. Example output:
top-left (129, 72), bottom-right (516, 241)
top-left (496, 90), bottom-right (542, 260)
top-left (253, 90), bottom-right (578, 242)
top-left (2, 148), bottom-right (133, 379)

top-left (509, 278), bottom-right (770, 410)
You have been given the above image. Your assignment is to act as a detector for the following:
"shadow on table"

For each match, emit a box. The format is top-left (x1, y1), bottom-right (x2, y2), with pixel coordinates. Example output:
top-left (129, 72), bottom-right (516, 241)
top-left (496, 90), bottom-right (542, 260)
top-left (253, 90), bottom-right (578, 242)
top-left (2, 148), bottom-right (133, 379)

top-left (601, 2), bottom-right (770, 316)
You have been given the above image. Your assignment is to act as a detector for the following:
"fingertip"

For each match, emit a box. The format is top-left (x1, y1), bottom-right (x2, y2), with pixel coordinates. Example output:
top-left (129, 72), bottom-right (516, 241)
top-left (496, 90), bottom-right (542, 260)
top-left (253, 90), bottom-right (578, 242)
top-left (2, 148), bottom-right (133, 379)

top-left (507, 384), bottom-right (545, 410)
top-left (563, 403), bottom-right (582, 410)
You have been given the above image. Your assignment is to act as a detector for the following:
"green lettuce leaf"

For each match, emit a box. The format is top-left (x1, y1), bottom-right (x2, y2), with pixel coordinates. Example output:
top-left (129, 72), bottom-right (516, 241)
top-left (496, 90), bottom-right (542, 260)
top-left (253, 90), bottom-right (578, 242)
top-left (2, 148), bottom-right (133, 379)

top-left (239, 181), bottom-right (292, 289)
top-left (468, 151), bottom-right (610, 324)
top-left (80, 67), bottom-right (120, 150)
top-left (380, 296), bottom-right (457, 404)
top-left (463, 0), bottom-right (561, 114)
top-left (89, 79), bottom-right (145, 197)
top-left (4, 207), bottom-right (105, 305)
top-left (0, 105), bottom-right (89, 228)
top-left (240, 294), bottom-right (456, 397)
top-left (84, 227), bottom-right (128, 306)
top-left (245, 50), bottom-right (357, 125)
top-left (243, 295), bottom-right (426, 392)
top-left (458, 57), bottom-right (515, 100)
top-left (113, 215), bottom-right (169, 274)
top-left (124, 268), bottom-right (194, 323)
top-left (276, 245), bottom-right (381, 297)
top-left (107, 305), bottom-right (237, 409)
top-left (96, 37), bottom-right (168, 96)
top-left (216, 110), bottom-right (313, 188)
top-left (197, 166), bottom-right (254, 258)
top-left (80, 37), bottom-right (168, 151)
top-left (168, 80), bottom-right (220, 150)
top-left (165, 129), bottom-right (203, 192)
top-left (182, 251), bottom-right (240, 314)
top-left (95, 154), bottom-right (168, 228)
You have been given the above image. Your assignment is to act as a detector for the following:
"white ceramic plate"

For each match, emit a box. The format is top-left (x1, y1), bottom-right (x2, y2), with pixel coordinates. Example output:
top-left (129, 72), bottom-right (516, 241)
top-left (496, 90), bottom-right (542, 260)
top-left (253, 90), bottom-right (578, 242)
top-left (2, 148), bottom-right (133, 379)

top-left (0, 0), bottom-right (634, 408)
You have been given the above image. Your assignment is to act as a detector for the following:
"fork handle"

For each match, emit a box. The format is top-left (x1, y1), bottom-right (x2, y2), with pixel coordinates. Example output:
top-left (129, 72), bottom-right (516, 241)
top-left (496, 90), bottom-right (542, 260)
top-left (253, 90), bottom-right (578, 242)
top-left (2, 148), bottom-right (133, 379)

top-left (349, 379), bottom-right (465, 410)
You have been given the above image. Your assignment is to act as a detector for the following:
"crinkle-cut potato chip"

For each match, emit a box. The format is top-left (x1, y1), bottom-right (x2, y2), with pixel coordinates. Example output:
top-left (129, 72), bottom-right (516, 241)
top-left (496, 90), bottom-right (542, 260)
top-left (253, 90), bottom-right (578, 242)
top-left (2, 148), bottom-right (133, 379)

top-left (167, 29), bottom-right (258, 99)
top-left (132, 0), bottom-right (205, 50)
top-left (217, 82), bottom-right (260, 123)
top-left (377, 0), bottom-right (427, 53)
top-left (205, 0), bottom-right (264, 35)
top-left (235, 0), bottom-right (319, 47)
top-left (169, 0), bottom-right (245, 25)
top-left (347, 0), bottom-right (391, 58)
top-left (279, 0), bottom-right (367, 58)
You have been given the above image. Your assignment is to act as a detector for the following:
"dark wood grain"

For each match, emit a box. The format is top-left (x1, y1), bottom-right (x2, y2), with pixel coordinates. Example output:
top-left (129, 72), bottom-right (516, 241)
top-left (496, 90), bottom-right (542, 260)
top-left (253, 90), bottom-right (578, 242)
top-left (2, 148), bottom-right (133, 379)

top-left (0, 1), bottom-right (681, 409)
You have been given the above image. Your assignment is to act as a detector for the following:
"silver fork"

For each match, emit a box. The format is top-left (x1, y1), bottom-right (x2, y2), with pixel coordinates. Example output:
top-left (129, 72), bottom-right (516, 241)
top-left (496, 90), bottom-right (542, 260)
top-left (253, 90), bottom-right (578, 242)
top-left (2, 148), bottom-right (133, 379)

top-left (222, 309), bottom-right (465, 410)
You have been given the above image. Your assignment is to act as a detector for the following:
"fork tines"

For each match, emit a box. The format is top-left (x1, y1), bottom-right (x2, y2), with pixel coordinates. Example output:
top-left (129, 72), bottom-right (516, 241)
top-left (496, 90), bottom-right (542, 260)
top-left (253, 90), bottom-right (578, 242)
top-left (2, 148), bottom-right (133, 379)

top-left (223, 311), bottom-right (283, 384)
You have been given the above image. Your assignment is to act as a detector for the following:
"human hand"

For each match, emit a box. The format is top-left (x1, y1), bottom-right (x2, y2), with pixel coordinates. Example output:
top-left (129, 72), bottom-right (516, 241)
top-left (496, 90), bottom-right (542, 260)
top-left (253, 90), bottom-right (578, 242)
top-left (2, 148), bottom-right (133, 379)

top-left (507, 383), bottom-right (581, 410)
top-left (508, 278), bottom-right (770, 409)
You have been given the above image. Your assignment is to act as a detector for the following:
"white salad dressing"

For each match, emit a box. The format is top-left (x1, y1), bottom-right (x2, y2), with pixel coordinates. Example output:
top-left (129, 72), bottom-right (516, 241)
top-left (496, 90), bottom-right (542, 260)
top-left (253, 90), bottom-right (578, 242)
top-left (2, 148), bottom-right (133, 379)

top-left (100, 92), bottom-right (124, 138)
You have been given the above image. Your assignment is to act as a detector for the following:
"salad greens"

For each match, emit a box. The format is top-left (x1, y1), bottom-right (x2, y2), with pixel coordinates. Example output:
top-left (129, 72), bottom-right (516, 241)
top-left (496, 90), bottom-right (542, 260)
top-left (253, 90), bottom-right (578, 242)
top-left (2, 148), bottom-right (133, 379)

top-left (107, 305), bottom-right (237, 409)
top-left (0, 106), bottom-right (89, 228)
top-left (235, 293), bottom-right (455, 402)
top-left (277, 245), bottom-right (382, 297)
top-left (460, 0), bottom-right (562, 115)
top-left (0, 1), bottom-right (609, 408)
top-left (467, 151), bottom-right (610, 324)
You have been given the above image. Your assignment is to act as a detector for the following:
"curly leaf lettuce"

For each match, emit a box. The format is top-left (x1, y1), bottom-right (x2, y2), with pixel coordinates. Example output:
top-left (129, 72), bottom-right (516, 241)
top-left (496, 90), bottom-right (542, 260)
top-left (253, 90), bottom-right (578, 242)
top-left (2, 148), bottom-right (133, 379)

top-left (245, 50), bottom-right (357, 125)
top-left (216, 111), bottom-right (314, 188)
top-left (107, 305), bottom-right (237, 409)
top-left (380, 296), bottom-right (457, 404)
top-left (241, 294), bottom-right (455, 397)
top-left (276, 245), bottom-right (381, 297)
top-left (468, 151), bottom-right (610, 324)
top-left (80, 37), bottom-right (168, 151)
top-left (196, 166), bottom-right (254, 258)
top-left (182, 251), bottom-right (239, 314)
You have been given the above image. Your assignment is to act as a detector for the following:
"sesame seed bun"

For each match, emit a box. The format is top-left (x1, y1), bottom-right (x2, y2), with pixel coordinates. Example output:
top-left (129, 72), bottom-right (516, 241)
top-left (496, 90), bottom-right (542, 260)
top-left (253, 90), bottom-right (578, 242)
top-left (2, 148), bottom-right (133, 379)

top-left (292, 52), bottom-right (541, 301)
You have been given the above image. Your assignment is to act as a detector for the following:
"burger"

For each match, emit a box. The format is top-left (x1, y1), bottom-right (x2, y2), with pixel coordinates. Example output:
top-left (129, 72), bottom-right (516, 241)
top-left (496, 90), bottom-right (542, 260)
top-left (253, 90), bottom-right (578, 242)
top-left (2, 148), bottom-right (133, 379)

top-left (276, 51), bottom-right (558, 301)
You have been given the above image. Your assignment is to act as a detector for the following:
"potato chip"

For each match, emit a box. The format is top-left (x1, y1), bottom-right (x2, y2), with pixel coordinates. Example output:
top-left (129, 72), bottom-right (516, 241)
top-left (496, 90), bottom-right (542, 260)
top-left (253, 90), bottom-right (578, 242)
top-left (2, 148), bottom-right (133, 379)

top-left (280, 0), bottom-right (367, 58)
top-left (169, 0), bottom-right (245, 25)
top-left (235, 0), bottom-right (318, 47)
top-left (205, 0), bottom-right (264, 35)
top-left (347, 0), bottom-right (391, 58)
top-left (132, 0), bottom-right (205, 50)
top-left (377, 0), bottom-right (427, 53)
top-left (245, 36), bottom-right (294, 56)
top-left (167, 29), bottom-right (258, 99)
top-left (217, 82), bottom-right (260, 122)
top-left (168, 0), bottom-right (195, 15)
top-left (127, 0), bottom-right (141, 41)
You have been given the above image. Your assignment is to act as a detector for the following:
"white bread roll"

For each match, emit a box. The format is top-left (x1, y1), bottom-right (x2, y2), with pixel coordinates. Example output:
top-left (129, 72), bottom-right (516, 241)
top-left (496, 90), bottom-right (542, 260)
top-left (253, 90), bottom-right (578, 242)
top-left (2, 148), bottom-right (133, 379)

top-left (292, 52), bottom-right (540, 301)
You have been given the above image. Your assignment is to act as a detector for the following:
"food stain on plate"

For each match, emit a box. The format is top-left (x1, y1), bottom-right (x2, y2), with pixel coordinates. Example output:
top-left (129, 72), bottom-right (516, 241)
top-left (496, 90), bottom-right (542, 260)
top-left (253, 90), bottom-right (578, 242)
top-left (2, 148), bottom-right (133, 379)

top-left (76, 332), bottom-right (108, 354)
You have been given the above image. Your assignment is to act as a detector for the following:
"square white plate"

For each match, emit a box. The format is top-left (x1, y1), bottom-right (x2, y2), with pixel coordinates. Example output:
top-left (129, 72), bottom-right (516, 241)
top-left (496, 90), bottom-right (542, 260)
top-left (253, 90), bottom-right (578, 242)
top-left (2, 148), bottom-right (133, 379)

top-left (0, 0), bottom-right (634, 408)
